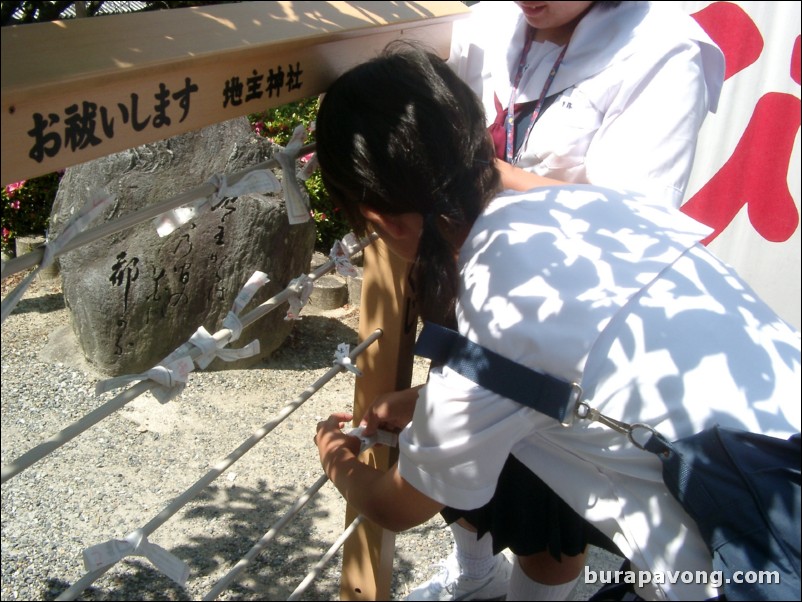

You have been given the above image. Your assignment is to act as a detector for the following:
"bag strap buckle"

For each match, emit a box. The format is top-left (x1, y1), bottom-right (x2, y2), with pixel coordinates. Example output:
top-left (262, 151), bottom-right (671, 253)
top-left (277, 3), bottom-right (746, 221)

top-left (574, 400), bottom-right (661, 450)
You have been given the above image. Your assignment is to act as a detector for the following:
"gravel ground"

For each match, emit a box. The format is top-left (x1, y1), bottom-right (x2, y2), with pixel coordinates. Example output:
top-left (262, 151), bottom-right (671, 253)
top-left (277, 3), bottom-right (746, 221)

top-left (1, 270), bottom-right (619, 601)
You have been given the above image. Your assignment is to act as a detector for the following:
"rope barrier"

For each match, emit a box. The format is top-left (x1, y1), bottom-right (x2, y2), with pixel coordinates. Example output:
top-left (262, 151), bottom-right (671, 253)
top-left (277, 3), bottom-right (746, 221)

top-left (202, 473), bottom-right (330, 601)
top-left (0, 143), bottom-right (316, 281)
top-left (55, 328), bottom-right (383, 601)
top-left (287, 515), bottom-right (366, 601)
top-left (1, 122), bottom-right (386, 600)
top-left (1, 137), bottom-right (318, 323)
top-left (1, 190), bottom-right (114, 322)
top-left (205, 426), bottom-right (395, 600)
top-left (1, 232), bottom-right (376, 484)
top-left (1, 379), bottom-right (153, 484)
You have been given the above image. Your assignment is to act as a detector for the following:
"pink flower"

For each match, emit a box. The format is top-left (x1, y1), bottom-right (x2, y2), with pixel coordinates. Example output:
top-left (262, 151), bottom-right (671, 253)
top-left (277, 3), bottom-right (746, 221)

top-left (2, 227), bottom-right (10, 240)
top-left (4, 180), bottom-right (25, 197)
top-left (10, 200), bottom-right (20, 210)
top-left (300, 152), bottom-right (314, 164)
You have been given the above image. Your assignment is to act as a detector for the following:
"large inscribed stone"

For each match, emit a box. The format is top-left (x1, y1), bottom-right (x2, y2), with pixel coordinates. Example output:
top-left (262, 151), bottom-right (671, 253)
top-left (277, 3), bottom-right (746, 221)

top-left (50, 118), bottom-right (315, 376)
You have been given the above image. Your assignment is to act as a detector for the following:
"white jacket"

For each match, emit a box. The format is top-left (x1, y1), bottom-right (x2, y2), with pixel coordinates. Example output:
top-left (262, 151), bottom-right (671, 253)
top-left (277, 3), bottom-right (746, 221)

top-left (448, 1), bottom-right (725, 207)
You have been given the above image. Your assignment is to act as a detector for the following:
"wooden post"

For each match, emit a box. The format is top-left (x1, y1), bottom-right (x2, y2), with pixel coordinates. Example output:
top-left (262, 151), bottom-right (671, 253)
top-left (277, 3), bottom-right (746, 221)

top-left (341, 238), bottom-right (418, 600)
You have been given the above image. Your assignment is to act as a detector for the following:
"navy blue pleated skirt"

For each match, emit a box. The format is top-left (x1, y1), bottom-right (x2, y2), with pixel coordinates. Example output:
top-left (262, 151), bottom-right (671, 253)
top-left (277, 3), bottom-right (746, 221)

top-left (441, 453), bottom-right (621, 560)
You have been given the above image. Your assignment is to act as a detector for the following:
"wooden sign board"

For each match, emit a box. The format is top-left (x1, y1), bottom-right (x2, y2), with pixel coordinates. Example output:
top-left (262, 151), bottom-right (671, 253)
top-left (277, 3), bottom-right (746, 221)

top-left (1, 1), bottom-right (469, 186)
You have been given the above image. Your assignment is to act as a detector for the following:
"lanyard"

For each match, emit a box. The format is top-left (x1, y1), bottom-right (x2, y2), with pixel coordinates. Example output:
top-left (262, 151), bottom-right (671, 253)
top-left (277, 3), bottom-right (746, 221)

top-left (505, 29), bottom-right (568, 165)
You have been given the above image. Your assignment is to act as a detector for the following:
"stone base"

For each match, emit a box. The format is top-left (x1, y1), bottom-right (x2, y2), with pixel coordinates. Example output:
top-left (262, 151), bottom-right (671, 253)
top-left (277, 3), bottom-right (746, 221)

top-left (309, 274), bottom-right (348, 310)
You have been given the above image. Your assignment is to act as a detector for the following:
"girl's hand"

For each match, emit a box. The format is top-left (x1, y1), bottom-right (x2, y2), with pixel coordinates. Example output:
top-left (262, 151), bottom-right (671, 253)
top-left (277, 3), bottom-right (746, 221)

top-left (313, 413), bottom-right (445, 532)
top-left (495, 158), bottom-right (564, 191)
top-left (360, 386), bottom-right (421, 436)
top-left (315, 412), bottom-right (361, 478)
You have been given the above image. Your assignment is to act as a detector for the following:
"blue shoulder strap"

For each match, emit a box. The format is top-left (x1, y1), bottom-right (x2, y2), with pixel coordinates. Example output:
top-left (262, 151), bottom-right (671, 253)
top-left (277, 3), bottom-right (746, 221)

top-left (414, 321), bottom-right (578, 424)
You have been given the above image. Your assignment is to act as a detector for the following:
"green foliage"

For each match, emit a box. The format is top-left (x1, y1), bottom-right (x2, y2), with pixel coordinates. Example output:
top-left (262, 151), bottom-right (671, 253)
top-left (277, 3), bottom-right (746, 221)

top-left (305, 166), bottom-right (351, 254)
top-left (248, 97), bottom-right (317, 146)
top-left (305, 170), bottom-right (348, 253)
top-left (1, 172), bottom-right (62, 256)
top-left (249, 97), bottom-right (351, 253)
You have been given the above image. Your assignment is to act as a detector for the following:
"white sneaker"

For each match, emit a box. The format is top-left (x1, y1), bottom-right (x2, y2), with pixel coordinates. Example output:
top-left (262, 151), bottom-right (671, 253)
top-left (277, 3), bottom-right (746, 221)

top-left (405, 552), bottom-right (512, 601)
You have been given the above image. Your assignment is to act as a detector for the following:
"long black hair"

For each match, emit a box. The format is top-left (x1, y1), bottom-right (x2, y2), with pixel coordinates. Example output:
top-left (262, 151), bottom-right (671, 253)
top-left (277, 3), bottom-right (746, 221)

top-left (315, 41), bottom-right (499, 325)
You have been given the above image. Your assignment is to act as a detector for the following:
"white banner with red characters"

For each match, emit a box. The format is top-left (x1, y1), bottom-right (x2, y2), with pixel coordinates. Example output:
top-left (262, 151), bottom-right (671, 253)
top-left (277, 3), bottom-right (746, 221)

top-left (680, 1), bottom-right (801, 329)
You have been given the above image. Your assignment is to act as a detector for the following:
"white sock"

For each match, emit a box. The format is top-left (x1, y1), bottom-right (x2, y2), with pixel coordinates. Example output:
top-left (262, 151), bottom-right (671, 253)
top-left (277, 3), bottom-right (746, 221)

top-left (507, 557), bottom-right (579, 601)
top-left (450, 522), bottom-right (498, 580)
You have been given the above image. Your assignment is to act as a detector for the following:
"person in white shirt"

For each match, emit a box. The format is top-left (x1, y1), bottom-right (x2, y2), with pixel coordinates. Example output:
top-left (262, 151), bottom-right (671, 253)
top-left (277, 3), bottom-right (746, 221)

top-left (397, 2), bottom-right (727, 598)
top-left (312, 45), bottom-right (798, 601)
top-left (451, 1), bottom-right (724, 209)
